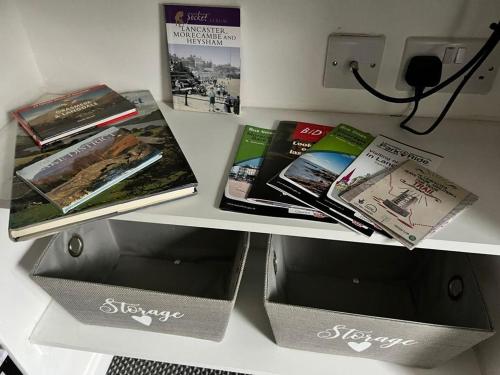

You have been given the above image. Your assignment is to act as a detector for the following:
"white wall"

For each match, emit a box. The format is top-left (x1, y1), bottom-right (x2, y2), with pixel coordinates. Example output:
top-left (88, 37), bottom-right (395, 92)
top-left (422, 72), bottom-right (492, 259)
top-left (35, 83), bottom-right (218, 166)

top-left (0, 0), bottom-right (44, 127)
top-left (12, 0), bottom-right (500, 121)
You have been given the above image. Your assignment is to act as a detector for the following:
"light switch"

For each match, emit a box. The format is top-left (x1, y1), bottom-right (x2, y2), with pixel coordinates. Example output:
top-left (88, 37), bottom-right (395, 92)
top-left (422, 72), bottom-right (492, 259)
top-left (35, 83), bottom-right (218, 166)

top-left (454, 47), bottom-right (467, 64)
top-left (443, 47), bottom-right (456, 64)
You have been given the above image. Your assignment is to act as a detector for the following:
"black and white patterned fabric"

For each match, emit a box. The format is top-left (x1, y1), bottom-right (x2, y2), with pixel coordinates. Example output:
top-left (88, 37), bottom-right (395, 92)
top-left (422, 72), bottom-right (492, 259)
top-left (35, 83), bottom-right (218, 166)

top-left (106, 356), bottom-right (248, 375)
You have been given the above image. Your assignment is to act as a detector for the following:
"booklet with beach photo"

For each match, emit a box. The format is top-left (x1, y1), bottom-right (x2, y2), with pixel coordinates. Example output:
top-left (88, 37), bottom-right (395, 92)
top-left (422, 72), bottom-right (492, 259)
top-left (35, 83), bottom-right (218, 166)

top-left (267, 123), bottom-right (375, 236)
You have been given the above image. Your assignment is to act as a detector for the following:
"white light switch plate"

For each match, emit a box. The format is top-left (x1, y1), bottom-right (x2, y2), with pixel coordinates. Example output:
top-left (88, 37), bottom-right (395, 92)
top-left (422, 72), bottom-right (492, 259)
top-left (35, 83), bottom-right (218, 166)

top-left (323, 34), bottom-right (385, 89)
top-left (396, 37), bottom-right (500, 94)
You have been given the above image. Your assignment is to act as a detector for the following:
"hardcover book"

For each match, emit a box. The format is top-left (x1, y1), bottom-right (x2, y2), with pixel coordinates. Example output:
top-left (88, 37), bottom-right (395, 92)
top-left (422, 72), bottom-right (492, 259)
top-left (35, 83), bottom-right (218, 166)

top-left (17, 127), bottom-right (162, 213)
top-left (219, 125), bottom-right (333, 222)
top-left (12, 84), bottom-right (138, 147)
top-left (247, 121), bottom-right (333, 208)
top-left (267, 124), bottom-right (375, 236)
top-left (341, 160), bottom-right (478, 249)
top-left (322, 135), bottom-right (443, 229)
top-left (164, 5), bottom-right (240, 114)
top-left (9, 90), bottom-right (198, 241)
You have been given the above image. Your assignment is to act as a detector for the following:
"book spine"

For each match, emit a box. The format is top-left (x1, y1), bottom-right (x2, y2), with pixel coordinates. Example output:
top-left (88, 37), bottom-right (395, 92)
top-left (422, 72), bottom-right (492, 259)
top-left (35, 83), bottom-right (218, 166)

top-left (13, 113), bottom-right (42, 147)
top-left (95, 108), bottom-right (138, 128)
top-left (13, 84), bottom-right (107, 113)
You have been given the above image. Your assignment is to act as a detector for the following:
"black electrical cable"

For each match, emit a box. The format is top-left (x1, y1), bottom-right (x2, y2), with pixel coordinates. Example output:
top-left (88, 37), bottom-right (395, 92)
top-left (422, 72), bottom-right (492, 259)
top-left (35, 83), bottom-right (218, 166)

top-left (350, 21), bottom-right (500, 104)
top-left (401, 43), bottom-right (491, 135)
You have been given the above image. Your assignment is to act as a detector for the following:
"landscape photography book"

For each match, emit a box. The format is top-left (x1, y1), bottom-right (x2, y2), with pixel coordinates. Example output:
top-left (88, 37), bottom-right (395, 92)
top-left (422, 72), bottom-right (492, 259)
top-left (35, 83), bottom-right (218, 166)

top-left (9, 90), bottom-right (198, 241)
top-left (322, 135), bottom-right (444, 229)
top-left (341, 160), bottom-right (478, 249)
top-left (220, 125), bottom-right (333, 222)
top-left (12, 84), bottom-right (138, 147)
top-left (247, 121), bottom-right (333, 209)
top-left (165, 5), bottom-right (240, 114)
top-left (267, 124), bottom-right (376, 236)
top-left (17, 127), bottom-right (162, 214)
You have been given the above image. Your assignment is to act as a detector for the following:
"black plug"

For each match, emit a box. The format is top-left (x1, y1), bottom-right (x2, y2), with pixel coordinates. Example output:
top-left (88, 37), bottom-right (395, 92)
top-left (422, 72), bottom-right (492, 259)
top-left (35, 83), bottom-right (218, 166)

top-left (405, 55), bottom-right (442, 92)
top-left (399, 56), bottom-right (443, 129)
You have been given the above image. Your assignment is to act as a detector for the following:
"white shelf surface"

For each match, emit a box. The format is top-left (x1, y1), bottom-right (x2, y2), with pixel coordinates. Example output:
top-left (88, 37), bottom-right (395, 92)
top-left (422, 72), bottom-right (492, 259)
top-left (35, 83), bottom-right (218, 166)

top-left (108, 104), bottom-right (500, 255)
top-left (29, 235), bottom-right (482, 375)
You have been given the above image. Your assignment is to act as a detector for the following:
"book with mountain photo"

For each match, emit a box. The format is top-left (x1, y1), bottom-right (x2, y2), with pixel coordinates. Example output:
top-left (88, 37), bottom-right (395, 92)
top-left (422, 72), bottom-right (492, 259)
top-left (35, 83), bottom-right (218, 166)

top-left (165, 5), bottom-right (240, 114)
top-left (321, 135), bottom-right (443, 229)
top-left (12, 84), bottom-right (138, 147)
top-left (341, 160), bottom-right (478, 249)
top-left (220, 125), bottom-right (333, 222)
top-left (9, 90), bottom-right (198, 241)
top-left (267, 123), bottom-right (375, 236)
top-left (17, 127), bottom-right (162, 213)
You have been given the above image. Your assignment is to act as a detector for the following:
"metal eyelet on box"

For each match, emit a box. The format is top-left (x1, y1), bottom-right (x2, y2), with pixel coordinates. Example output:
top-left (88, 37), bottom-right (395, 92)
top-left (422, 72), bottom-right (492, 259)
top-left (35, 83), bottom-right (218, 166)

top-left (448, 275), bottom-right (464, 300)
top-left (68, 234), bottom-right (84, 257)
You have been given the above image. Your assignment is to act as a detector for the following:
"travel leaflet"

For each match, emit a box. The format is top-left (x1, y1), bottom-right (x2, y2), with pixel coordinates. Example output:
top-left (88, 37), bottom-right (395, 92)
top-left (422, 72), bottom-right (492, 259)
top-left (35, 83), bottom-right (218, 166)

top-left (220, 125), bottom-right (334, 222)
top-left (268, 123), bottom-right (375, 236)
top-left (248, 121), bottom-right (333, 208)
top-left (341, 160), bottom-right (478, 249)
top-left (324, 134), bottom-right (443, 227)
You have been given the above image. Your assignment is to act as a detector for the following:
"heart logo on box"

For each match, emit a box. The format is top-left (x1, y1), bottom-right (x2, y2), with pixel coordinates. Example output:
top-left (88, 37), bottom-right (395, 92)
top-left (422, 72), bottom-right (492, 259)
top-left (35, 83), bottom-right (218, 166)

top-left (131, 315), bottom-right (153, 326)
top-left (348, 341), bottom-right (372, 352)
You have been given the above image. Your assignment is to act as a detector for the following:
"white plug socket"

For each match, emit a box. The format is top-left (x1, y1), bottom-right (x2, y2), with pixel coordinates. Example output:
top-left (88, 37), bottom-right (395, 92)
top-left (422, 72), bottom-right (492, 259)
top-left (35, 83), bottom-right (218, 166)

top-left (396, 37), bottom-right (500, 94)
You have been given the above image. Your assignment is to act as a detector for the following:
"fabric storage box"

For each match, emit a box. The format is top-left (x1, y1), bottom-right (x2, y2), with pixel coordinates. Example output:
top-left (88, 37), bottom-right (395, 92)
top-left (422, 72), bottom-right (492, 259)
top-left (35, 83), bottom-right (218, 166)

top-left (264, 235), bottom-right (494, 368)
top-left (31, 220), bottom-right (249, 342)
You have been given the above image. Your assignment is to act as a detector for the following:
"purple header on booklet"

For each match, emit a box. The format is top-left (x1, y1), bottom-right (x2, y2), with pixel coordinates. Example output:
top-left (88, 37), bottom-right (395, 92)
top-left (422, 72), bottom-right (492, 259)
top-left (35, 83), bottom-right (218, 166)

top-left (164, 5), bottom-right (240, 27)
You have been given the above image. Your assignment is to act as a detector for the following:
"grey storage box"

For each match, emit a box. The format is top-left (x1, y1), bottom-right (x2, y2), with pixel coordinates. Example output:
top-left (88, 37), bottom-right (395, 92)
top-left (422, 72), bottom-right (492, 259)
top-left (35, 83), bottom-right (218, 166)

top-left (264, 235), bottom-right (494, 368)
top-left (31, 220), bottom-right (249, 342)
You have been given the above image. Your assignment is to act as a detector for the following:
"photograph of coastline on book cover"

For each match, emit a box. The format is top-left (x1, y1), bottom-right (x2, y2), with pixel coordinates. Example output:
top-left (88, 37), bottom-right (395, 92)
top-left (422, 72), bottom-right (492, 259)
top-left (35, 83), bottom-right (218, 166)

top-left (165, 5), bottom-right (240, 114)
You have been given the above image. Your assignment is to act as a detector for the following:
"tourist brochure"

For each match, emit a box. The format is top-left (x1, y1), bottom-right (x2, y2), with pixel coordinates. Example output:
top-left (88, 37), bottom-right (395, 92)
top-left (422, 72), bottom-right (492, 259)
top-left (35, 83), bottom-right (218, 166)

top-left (9, 90), bottom-right (198, 241)
top-left (247, 121), bottom-right (333, 208)
top-left (12, 84), bottom-right (138, 147)
top-left (323, 135), bottom-right (443, 227)
top-left (267, 123), bottom-right (375, 236)
top-left (341, 160), bottom-right (478, 249)
top-left (219, 125), bottom-right (335, 222)
top-left (165, 5), bottom-right (241, 114)
top-left (17, 127), bottom-right (162, 213)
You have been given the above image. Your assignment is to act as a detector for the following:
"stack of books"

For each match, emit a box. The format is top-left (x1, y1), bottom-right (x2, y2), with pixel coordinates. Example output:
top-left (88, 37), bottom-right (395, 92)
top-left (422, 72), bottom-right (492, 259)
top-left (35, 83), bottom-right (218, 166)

top-left (9, 86), bottom-right (198, 240)
top-left (220, 121), bottom-right (477, 249)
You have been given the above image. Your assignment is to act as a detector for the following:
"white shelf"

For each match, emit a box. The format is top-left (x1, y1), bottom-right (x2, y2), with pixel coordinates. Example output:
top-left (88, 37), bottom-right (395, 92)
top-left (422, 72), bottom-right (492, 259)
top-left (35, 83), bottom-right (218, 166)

top-left (2, 105), bottom-right (500, 374)
top-left (29, 235), bottom-right (482, 375)
top-left (110, 104), bottom-right (500, 255)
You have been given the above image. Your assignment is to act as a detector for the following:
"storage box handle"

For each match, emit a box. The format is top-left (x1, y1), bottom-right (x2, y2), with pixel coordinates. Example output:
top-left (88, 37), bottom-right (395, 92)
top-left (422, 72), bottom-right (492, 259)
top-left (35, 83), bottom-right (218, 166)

top-left (68, 234), bottom-right (84, 257)
top-left (448, 275), bottom-right (464, 300)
